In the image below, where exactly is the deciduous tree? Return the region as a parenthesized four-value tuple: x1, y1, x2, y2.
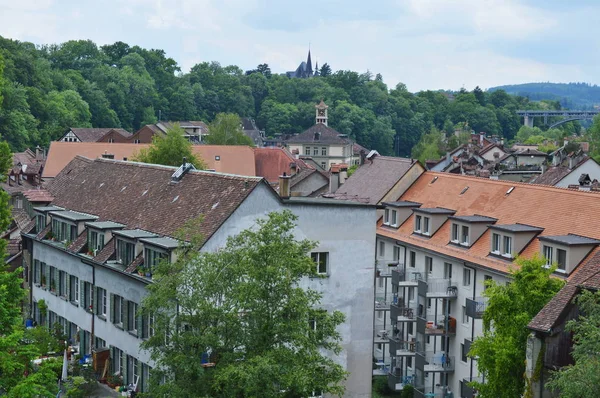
(205, 112, 254, 146)
(133, 124, 205, 168)
(141, 211, 347, 398)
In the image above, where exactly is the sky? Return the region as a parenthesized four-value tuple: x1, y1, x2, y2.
(1, 0, 599, 92)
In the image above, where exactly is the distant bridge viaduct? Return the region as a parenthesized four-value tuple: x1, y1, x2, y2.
(517, 110, 599, 129)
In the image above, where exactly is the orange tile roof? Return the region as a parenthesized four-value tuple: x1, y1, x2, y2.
(253, 147, 308, 183)
(378, 171, 600, 275)
(42, 142, 256, 178)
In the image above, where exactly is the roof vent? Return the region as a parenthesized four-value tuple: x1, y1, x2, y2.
(171, 157, 197, 182)
(430, 176, 438, 184)
(506, 186, 515, 195)
(460, 186, 469, 195)
(101, 151, 114, 159)
(314, 132, 321, 141)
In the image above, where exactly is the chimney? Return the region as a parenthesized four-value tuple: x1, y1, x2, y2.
(35, 145, 42, 160)
(279, 172, 291, 198)
(360, 150, 367, 165)
(480, 133, 484, 147)
(329, 168, 339, 193)
(290, 162, 298, 175)
(101, 151, 115, 159)
(339, 164, 348, 186)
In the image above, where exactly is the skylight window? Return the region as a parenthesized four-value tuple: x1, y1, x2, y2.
(430, 176, 438, 184)
(506, 186, 515, 195)
(460, 186, 469, 195)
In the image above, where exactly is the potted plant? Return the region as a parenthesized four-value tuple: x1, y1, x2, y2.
(38, 299, 47, 317)
(41, 274, 46, 287)
(145, 270, 152, 278)
(50, 279, 56, 292)
(46, 231, 55, 241)
(136, 267, 144, 276)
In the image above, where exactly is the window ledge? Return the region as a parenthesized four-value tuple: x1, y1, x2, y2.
(128, 330, 139, 338)
(114, 323, 124, 330)
(70, 301, 79, 307)
(96, 314, 107, 322)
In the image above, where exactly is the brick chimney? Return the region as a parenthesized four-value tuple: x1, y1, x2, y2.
(279, 172, 291, 198)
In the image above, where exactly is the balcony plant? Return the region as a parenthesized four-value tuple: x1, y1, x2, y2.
(50, 279, 56, 292)
(136, 267, 144, 276)
(41, 274, 47, 287)
(38, 299, 47, 317)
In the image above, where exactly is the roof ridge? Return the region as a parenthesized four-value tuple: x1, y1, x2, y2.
(425, 171, 600, 197)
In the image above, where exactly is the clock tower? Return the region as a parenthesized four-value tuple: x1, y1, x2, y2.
(315, 100, 328, 126)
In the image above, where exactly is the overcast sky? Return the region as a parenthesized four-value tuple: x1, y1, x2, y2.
(1, 0, 598, 92)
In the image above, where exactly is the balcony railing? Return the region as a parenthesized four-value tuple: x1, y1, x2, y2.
(390, 302, 420, 322)
(417, 314, 457, 335)
(420, 278, 458, 298)
(377, 262, 403, 277)
(416, 351, 455, 372)
(387, 371, 423, 392)
(461, 377, 484, 398)
(374, 328, 393, 342)
(465, 297, 487, 319)
(414, 387, 453, 398)
(389, 339, 419, 356)
(375, 293, 395, 310)
(392, 269, 424, 286)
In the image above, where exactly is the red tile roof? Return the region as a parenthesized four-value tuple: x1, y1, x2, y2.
(253, 147, 310, 183)
(23, 189, 54, 203)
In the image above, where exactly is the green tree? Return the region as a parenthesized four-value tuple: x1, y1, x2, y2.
(141, 211, 347, 397)
(469, 256, 564, 398)
(546, 290, 600, 397)
(410, 128, 445, 164)
(319, 63, 332, 77)
(205, 112, 254, 146)
(133, 124, 205, 168)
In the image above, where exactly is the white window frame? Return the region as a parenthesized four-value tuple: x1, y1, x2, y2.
(451, 223, 459, 242)
(312, 252, 329, 275)
(461, 225, 469, 246)
(384, 209, 390, 225)
(391, 210, 397, 227)
(543, 245, 553, 266)
(503, 235, 513, 257)
(393, 246, 400, 262)
(415, 215, 422, 232)
(114, 296, 123, 326)
(492, 233, 501, 254)
(556, 248, 567, 271)
(462, 306, 470, 325)
(463, 268, 471, 287)
(423, 217, 430, 235)
(379, 241, 385, 257)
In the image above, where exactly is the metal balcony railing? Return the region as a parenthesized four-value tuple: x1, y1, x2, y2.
(418, 278, 458, 298)
(461, 377, 484, 398)
(417, 314, 457, 335)
(377, 262, 403, 277)
(390, 302, 420, 322)
(387, 371, 423, 392)
(416, 351, 455, 372)
(465, 297, 487, 319)
(389, 339, 419, 356)
(414, 387, 454, 398)
(375, 293, 395, 310)
(392, 269, 424, 286)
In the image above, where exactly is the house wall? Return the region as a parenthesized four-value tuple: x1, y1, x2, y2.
(129, 126, 157, 144)
(97, 131, 129, 143)
(555, 159, 600, 187)
(481, 148, 506, 162)
(291, 173, 328, 196)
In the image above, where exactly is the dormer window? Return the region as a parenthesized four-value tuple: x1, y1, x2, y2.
(415, 215, 422, 232)
(503, 236, 513, 257)
(145, 247, 168, 270)
(423, 217, 430, 235)
(451, 224, 459, 242)
(88, 230, 105, 252)
(539, 234, 600, 274)
(51, 218, 77, 242)
(543, 245, 553, 266)
(116, 239, 135, 266)
(449, 215, 496, 248)
(491, 233, 501, 254)
(461, 226, 469, 245)
(384, 209, 398, 227)
(488, 223, 543, 259)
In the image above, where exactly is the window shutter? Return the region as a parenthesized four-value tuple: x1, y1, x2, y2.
(137, 313, 143, 338)
(93, 287, 98, 315)
(123, 301, 130, 331)
(65, 274, 71, 301)
(79, 329, 85, 355)
(45, 265, 50, 291)
(110, 346, 115, 374)
(80, 280, 86, 307)
(110, 294, 115, 323)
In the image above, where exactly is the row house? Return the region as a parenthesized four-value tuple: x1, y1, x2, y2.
(371, 172, 600, 398)
(22, 156, 377, 397)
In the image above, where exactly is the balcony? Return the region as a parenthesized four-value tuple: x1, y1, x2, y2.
(418, 278, 458, 299)
(417, 314, 457, 336)
(375, 293, 395, 310)
(414, 387, 453, 398)
(377, 262, 402, 277)
(389, 339, 419, 357)
(387, 371, 423, 392)
(374, 328, 392, 344)
(465, 297, 487, 319)
(461, 377, 484, 398)
(392, 269, 424, 287)
(390, 302, 420, 322)
(416, 351, 455, 372)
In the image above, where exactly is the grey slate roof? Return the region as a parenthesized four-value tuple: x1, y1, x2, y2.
(413, 207, 456, 215)
(489, 223, 544, 233)
(111, 229, 158, 240)
(49, 210, 98, 222)
(334, 156, 418, 205)
(285, 124, 352, 145)
(539, 234, 600, 246)
(382, 201, 422, 208)
(85, 221, 126, 230)
(449, 215, 498, 223)
(140, 236, 180, 249)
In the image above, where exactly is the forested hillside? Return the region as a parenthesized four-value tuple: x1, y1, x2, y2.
(489, 82, 600, 110)
(0, 36, 564, 156)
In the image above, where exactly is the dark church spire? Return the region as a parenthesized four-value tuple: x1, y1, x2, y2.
(306, 46, 313, 76)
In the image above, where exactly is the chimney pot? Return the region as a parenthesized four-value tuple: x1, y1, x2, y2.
(279, 173, 291, 198)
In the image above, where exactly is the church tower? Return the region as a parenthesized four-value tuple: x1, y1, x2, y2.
(315, 100, 328, 126)
(306, 49, 313, 77)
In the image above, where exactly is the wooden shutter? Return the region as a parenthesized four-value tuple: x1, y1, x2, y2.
(45, 264, 50, 290)
(110, 294, 115, 323)
(65, 274, 71, 301)
(93, 287, 98, 315)
(123, 300, 130, 331)
(79, 329, 85, 355)
(80, 280, 86, 307)
(137, 311, 143, 338)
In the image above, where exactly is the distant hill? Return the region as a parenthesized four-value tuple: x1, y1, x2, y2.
(488, 82, 600, 109)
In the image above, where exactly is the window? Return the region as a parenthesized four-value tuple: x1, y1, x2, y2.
(492, 233, 500, 253)
(97, 287, 107, 317)
(49, 266, 56, 292)
(33, 260, 40, 285)
(415, 215, 422, 232)
(407, 356, 413, 368)
(142, 313, 155, 339)
(461, 343, 468, 362)
(409, 251, 416, 268)
(52, 218, 76, 242)
(305, 147, 310, 155)
(320, 162, 326, 170)
(557, 249, 567, 271)
(379, 241, 385, 257)
(543, 245, 553, 265)
(321, 147, 327, 156)
(391, 210, 397, 226)
(423, 217, 430, 235)
(484, 275, 493, 290)
(427, 298, 432, 309)
(116, 239, 135, 266)
(451, 223, 459, 242)
(95, 337, 106, 348)
(36, 214, 45, 233)
(462, 306, 470, 324)
(81, 282, 93, 310)
(113, 295, 124, 326)
(313, 147, 319, 156)
(463, 268, 471, 287)
(128, 301, 138, 333)
(425, 256, 433, 273)
(108, 138, 115, 143)
(393, 246, 400, 262)
(88, 230, 105, 252)
(69, 275, 79, 303)
(145, 247, 168, 271)
(40, 262, 47, 287)
(503, 236, 512, 256)
(59, 271, 67, 297)
(384, 209, 390, 225)
(134, 139, 141, 144)
(114, 347, 123, 374)
(444, 263, 452, 279)
(461, 225, 469, 245)
(311, 252, 329, 275)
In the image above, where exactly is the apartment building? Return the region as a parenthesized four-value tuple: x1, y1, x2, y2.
(371, 172, 600, 398)
(22, 156, 376, 397)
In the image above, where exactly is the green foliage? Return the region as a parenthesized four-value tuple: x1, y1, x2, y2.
(410, 128, 444, 164)
(141, 210, 347, 397)
(546, 290, 600, 397)
(205, 112, 254, 146)
(133, 123, 206, 168)
(347, 164, 359, 177)
(65, 376, 96, 398)
(469, 256, 564, 398)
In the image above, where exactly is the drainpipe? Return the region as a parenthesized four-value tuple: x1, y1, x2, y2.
(91, 263, 95, 355)
(469, 263, 476, 381)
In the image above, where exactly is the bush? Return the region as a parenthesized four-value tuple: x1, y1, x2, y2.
(66, 376, 95, 398)
(401, 384, 414, 398)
